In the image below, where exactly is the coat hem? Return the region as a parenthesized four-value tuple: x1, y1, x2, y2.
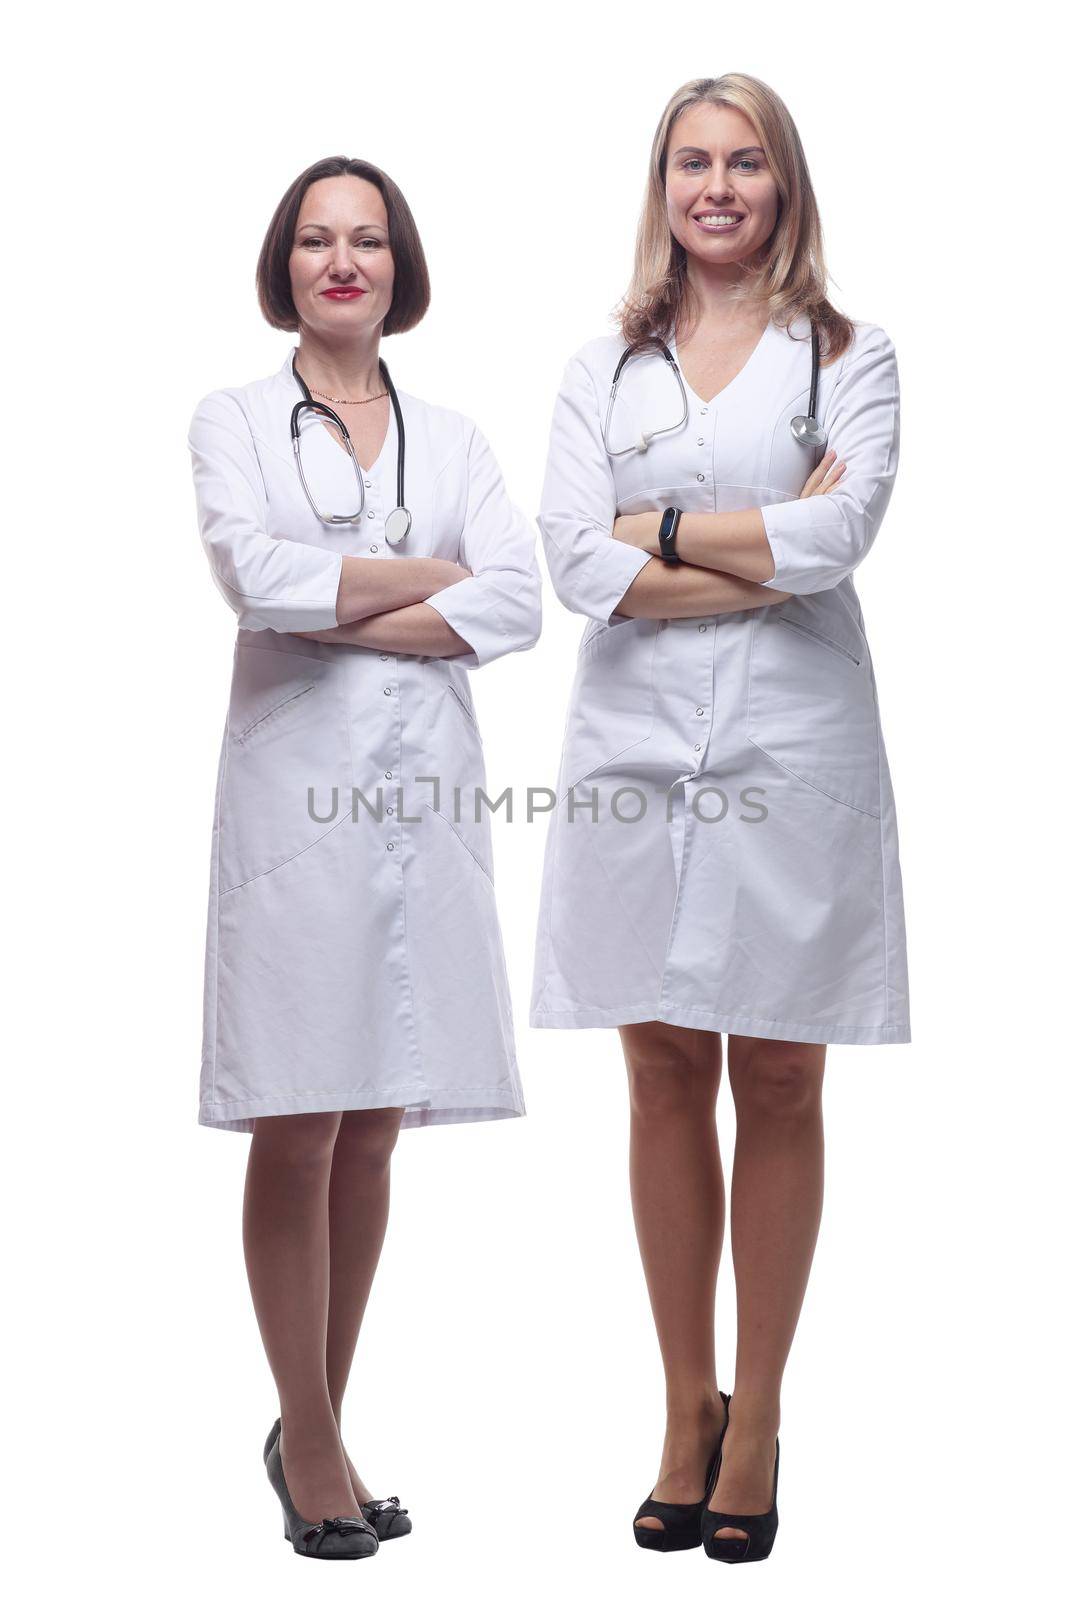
(529, 1001, 910, 1046)
(199, 1082, 526, 1134)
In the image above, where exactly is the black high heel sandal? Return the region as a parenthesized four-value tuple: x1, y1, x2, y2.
(632, 1392, 731, 1553)
(701, 1433, 780, 1563)
(263, 1425, 378, 1560)
(264, 1417, 411, 1542)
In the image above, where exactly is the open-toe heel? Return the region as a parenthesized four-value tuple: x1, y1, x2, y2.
(264, 1429, 379, 1560)
(701, 1434, 780, 1563)
(632, 1391, 731, 1552)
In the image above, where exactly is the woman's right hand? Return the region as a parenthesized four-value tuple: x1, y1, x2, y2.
(799, 448, 846, 498)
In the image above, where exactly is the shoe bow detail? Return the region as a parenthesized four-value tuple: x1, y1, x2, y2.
(364, 1495, 407, 1516)
(301, 1515, 376, 1549)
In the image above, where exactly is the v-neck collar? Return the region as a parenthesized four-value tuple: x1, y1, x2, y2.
(281, 346, 395, 477)
(667, 316, 778, 409)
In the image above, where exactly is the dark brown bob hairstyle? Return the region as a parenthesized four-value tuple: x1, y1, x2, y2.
(256, 156, 430, 336)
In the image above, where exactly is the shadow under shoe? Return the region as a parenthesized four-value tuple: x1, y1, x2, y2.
(264, 1431, 378, 1560)
(264, 1417, 411, 1542)
(701, 1434, 780, 1563)
(633, 1391, 732, 1553)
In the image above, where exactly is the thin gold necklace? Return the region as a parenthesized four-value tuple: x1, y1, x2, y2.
(309, 384, 388, 406)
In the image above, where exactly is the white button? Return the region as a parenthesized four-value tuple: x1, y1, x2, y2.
(380, 653, 389, 660)
(696, 708, 704, 716)
(385, 770, 393, 779)
(387, 806, 394, 815)
(694, 744, 701, 751)
(698, 623, 707, 632)
(387, 842, 395, 851)
(697, 473, 705, 482)
(370, 544, 378, 552)
(700, 406, 708, 415)
(384, 687, 392, 696)
(368, 510, 375, 518)
(697, 437, 705, 446)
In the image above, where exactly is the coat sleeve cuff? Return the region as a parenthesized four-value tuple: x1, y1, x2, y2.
(422, 578, 497, 668)
(756, 499, 852, 596)
(575, 538, 654, 625)
(217, 547, 344, 632)
(757, 502, 788, 588)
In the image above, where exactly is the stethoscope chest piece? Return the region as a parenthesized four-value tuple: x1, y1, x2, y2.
(384, 506, 413, 546)
(790, 413, 827, 448)
(789, 325, 826, 448)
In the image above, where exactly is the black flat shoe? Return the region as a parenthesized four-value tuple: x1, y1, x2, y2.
(632, 1391, 731, 1552)
(264, 1428, 378, 1560)
(701, 1433, 780, 1563)
(264, 1417, 411, 1541)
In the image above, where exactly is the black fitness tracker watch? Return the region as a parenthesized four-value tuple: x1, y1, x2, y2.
(658, 506, 682, 565)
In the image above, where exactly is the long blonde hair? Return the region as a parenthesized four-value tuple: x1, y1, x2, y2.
(617, 74, 854, 363)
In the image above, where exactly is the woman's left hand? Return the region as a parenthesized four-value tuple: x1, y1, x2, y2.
(612, 512, 660, 552)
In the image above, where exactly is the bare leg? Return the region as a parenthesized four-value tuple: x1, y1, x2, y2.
(323, 1107, 405, 1503)
(706, 1035, 826, 1542)
(243, 1111, 359, 1521)
(620, 1021, 729, 1532)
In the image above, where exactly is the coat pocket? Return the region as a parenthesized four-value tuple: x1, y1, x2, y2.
(746, 611, 881, 817)
(559, 618, 659, 794)
(422, 678, 494, 880)
(420, 798, 496, 886)
(774, 614, 862, 666)
(447, 680, 479, 729)
(218, 644, 351, 892)
(233, 682, 318, 745)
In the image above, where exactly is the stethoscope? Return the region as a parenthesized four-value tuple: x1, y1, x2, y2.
(289, 353, 413, 546)
(603, 325, 826, 455)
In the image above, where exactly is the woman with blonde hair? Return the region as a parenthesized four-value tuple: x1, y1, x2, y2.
(531, 75, 909, 1561)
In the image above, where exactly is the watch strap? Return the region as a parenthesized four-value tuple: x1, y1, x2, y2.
(658, 506, 682, 565)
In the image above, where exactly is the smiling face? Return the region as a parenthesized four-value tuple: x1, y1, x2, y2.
(664, 102, 780, 269)
(288, 175, 395, 339)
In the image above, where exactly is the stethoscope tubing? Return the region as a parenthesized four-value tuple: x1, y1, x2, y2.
(603, 323, 825, 456)
(604, 338, 687, 456)
(290, 354, 410, 537)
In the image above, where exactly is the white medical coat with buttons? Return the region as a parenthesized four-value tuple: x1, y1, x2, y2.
(188, 347, 541, 1131)
(530, 316, 910, 1045)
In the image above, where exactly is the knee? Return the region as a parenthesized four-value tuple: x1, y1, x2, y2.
(250, 1111, 340, 1178)
(730, 1041, 824, 1122)
(331, 1108, 403, 1173)
(624, 1032, 717, 1120)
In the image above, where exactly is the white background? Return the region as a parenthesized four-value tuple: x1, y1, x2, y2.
(7, 3, 1062, 1594)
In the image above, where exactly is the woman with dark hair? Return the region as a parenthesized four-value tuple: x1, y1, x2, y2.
(530, 77, 910, 1562)
(188, 156, 540, 1561)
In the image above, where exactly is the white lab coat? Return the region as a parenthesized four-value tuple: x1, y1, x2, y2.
(530, 315, 910, 1044)
(188, 347, 541, 1131)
